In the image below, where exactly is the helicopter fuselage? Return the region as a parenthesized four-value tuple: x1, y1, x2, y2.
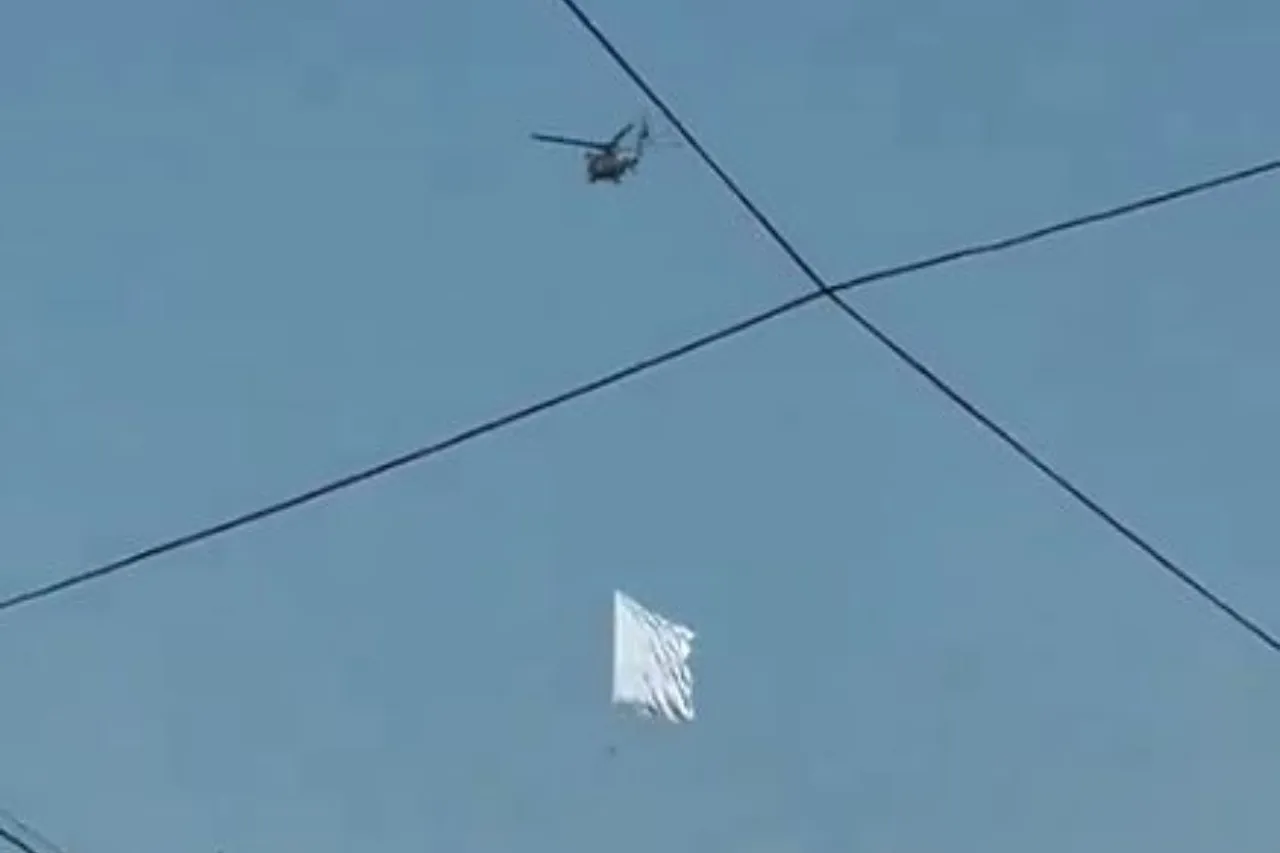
(586, 150, 636, 183)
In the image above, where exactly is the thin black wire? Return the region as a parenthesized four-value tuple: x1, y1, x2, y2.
(0, 809, 69, 853)
(0, 829, 38, 853)
(0, 824, 44, 853)
(555, 0, 1280, 653)
(2, 136, 1278, 624)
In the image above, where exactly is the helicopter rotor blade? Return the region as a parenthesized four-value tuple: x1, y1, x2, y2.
(606, 122, 635, 150)
(531, 132, 610, 151)
(634, 117, 650, 154)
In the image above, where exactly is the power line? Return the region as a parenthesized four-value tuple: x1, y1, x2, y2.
(0, 809, 68, 853)
(0, 808, 67, 853)
(1, 129, 1277, 623)
(555, 0, 1280, 654)
(0, 828, 38, 853)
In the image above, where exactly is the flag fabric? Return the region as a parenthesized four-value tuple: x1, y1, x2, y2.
(611, 590, 695, 722)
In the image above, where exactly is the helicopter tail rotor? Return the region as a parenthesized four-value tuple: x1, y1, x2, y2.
(637, 111, 682, 151)
(635, 117, 651, 157)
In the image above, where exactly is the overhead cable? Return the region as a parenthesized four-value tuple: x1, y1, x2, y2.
(2, 142, 1277, 622)
(0, 809, 68, 853)
(0, 829, 38, 853)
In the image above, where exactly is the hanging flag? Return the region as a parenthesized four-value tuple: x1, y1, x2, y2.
(611, 590, 695, 723)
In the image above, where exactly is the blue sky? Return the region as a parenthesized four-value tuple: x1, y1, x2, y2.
(2, 0, 1280, 850)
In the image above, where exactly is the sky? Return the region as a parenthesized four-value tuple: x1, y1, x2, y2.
(1, 0, 1279, 850)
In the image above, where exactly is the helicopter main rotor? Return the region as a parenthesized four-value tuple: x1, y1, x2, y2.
(530, 120, 636, 154)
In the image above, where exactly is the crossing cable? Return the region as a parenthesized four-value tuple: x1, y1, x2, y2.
(1, 153, 1278, 622)
(0, 807, 72, 853)
(555, 0, 1280, 654)
(0, 829, 38, 853)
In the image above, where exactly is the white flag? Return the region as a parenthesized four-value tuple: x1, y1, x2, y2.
(611, 590, 695, 723)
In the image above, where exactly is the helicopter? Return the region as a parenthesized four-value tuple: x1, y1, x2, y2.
(531, 118, 651, 184)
